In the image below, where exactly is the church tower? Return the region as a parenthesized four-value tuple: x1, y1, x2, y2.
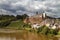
(42, 11, 46, 19)
(43, 12, 46, 18)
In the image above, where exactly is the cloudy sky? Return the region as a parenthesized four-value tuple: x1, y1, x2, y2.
(0, 0, 60, 17)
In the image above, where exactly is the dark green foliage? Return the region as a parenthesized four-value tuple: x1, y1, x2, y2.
(16, 14, 29, 20)
(16, 15, 22, 20)
(37, 25, 58, 36)
(48, 29, 58, 35)
(0, 14, 29, 27)
(37, 25, 46, 33)
(0, 14, 29, 21)
(0, 20, 11, 27)
(22, 14, 29, 20)
(37, 25, 49, 35)
(23, 24, 31, 28)
(0, 15, 16, 21)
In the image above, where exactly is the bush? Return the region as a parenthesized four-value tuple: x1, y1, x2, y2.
(23, 24, 31, 28)
(0, 20, 11, 27)
(58, 30, 60, 35)
(37, 25, 48, 33)
(37, 25, 58, 35)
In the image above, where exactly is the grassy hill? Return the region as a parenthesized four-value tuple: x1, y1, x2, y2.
(6, 20, 25, 29)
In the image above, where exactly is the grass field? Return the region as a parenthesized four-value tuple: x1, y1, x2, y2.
(6, 20, 25, 29)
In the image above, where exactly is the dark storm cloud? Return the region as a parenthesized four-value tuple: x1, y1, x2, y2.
(0, 0, 60, 17)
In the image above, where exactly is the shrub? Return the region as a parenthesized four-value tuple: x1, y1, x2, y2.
(37, 25, 58, 35)
(0, 20, 11, 27)
(37, 25, 48, 34)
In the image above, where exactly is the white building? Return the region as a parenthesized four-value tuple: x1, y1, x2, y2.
(43, 12, 46, 18)
(31, 23, 41, 29)
(51, 25, 56, 29)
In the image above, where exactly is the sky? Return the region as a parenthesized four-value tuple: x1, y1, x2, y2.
(0, 0, 60, 18)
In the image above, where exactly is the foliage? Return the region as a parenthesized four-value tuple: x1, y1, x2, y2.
(37, 25, 49, 34)
(16, 15, 22, 20)
(0, 14, 29, 28)
(0, 14, 59, 36)
(23, 24, 31, 28)
(57, 30, 60, 35)
(0, 14, 29, 21)
(22, 14, 29, 20)
(37, 25, 58, 36)
(0, 20, 11, 27)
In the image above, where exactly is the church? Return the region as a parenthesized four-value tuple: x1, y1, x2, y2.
(23, 12, 47, 24)
(23, 12, 60, 29)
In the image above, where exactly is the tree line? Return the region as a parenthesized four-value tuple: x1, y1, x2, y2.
(0, 14, 28, 27)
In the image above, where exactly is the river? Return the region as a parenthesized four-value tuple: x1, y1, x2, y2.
(0, 29, 59, 40)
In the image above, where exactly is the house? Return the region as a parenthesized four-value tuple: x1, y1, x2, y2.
(31, 23, 41, 29)
(23, 12, 60, 29)
(23, 12, 46, 24)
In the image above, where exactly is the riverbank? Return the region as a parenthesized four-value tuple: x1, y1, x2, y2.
(0, 29, 58, 40)
(0, 28, 25, 33)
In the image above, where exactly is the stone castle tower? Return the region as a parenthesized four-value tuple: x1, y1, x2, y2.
(42, 12, 46, 19)
(36, 11, 46, 19)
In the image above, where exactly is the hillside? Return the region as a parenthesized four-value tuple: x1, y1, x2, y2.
(5, 20, 25, 29)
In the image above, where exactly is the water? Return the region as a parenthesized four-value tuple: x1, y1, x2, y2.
(0, 30, 59, 40)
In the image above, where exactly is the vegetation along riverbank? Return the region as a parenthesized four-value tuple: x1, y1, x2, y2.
(0, 13, 60, 39)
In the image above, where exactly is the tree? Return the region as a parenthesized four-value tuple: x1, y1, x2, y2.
(22, 14, 29, 20)
(16, 15, 22, 20)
